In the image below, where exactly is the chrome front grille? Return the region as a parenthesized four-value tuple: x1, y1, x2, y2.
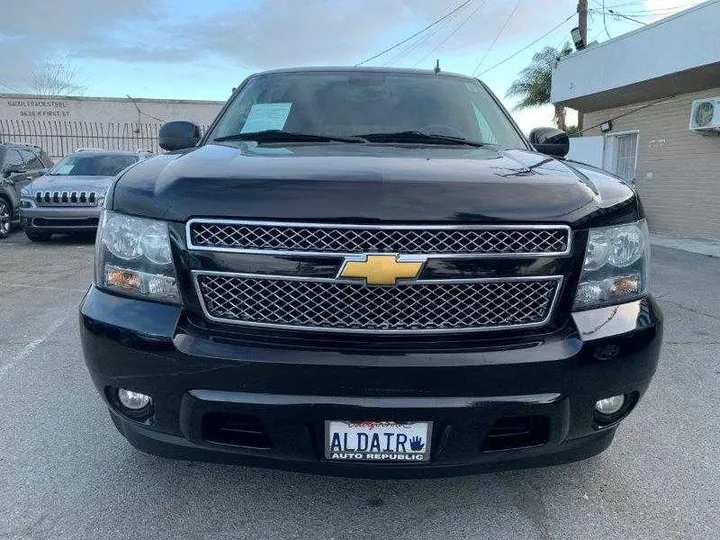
(194, 273, 561, 333)
(35, 191, 98, 207)
(187, 220, 571, 256)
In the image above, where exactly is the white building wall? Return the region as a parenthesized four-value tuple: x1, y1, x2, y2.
(567, 136, 604, 168)
(551, 0, 720, 105)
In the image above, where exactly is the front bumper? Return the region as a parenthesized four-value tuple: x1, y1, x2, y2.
(20, 206, 101, 234)
(80, 286, 662, 478)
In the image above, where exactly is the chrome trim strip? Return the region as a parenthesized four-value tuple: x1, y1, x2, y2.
(185, 219, 573, 259)
(191, 270, 564, 334)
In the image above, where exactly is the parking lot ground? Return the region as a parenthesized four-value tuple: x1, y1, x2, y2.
(0, 229, 718, 540)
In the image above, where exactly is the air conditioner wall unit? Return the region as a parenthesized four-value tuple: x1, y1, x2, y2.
(689, 98, 720, 133)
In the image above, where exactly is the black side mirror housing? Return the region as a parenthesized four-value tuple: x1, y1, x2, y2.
(529, 127, 570, 158)
(3, 165, 25, 178)
(159, 121, 201, 151)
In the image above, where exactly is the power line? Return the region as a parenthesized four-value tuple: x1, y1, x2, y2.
(475, 13, 576, 77)
(602, 0, 612, 39)
(472, 0, 522, 75)
(0, 79, 23, 93)
(605, 1, 699, 13)
(589, 29, 605, 43)
(579, 95, 676, 134)
(388, 4, 466, 66)
(601, 0, 639, 7)
(590, 2, 699, 24)
(126, 94, 165, 123)
(367, 1, 472, 67)
(607, 9, 648, 25)
(412, 0, 489, 68)
(355, 0, 473, 66)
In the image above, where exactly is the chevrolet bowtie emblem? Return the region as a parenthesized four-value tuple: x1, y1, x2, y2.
(339, 254, 424, 286)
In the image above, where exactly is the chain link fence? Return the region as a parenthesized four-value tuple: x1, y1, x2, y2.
(0, 119, 197, 160)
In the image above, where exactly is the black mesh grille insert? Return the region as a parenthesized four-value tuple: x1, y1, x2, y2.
(196, 274, 559, 332)
(189, 222, 570, 255)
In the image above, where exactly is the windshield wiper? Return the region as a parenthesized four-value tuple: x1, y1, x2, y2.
(353, 130, 485, 147)
(213, 130, 366, 144)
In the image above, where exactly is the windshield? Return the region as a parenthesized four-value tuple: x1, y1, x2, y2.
(209, 71, 527, 148)
(49, 154, 137, 177)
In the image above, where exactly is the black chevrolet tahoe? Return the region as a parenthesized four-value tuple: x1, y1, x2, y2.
(79, 67, 662, 478)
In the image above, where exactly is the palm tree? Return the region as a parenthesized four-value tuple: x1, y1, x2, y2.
(506, 44, 572, 131)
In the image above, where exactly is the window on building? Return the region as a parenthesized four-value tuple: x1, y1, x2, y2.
(613, 132, 638, 182)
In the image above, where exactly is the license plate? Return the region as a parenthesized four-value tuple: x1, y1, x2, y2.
(325, 421, 432, 462)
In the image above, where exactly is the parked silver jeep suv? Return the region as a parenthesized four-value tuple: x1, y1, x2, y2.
(20, 149, 144, 241)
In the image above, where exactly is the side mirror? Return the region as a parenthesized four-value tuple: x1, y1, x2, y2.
(3, 165, 25, 178)
(529, 127, 569, 158)
(159, 121, 201, 151)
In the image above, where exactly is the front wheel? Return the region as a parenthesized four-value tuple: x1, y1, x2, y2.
(25, 230, 52, 242)
(0, 198, 11, 239)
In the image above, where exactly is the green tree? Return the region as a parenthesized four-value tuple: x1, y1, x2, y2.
(506, 44, 572, 131)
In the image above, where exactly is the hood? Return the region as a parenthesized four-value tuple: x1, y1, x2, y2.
(111, 143, 640, 227)
(29, 175, 116, 195)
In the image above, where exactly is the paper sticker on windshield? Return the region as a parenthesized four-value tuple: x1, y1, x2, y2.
(241, 103, 292, 133)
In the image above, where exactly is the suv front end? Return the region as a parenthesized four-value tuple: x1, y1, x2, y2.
(79, 68, 662, 477)
(20, 188, 105, 238)
(20, 150, 142, 241)
(81, 210, 661, 477)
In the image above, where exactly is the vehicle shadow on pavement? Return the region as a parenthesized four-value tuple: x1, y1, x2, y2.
(1, 230, 96, 245)
(108, 448, 619, 538)
(44, 233, 97, 245)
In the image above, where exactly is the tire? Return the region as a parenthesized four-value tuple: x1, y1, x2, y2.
(0, 197, 11, 239)
(25, 230, 52, 242)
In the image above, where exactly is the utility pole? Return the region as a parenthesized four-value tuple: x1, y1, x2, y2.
(578, 0, 588, 45)
(576, 0, 588, 131)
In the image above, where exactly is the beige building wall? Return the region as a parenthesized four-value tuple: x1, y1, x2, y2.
(0, 93, 223, 126)
(584, 87, 720, 239)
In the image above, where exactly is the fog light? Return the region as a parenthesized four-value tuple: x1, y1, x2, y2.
(117, 389, 152, 410)
(595, 395, 625, 415)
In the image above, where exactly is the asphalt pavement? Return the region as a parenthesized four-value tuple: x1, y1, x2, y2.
(0, 229, 718, 540)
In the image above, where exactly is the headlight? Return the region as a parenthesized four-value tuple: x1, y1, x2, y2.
(95, 210, 180, 303)
(20, 198, 36, 208)
(573, 219, 649, 310)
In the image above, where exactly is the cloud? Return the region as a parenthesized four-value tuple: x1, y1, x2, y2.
(168, 0, 575, 68)
(0, 0, 577, 93)
(10, 1, 575, 65)
(0, 0, 160, 89)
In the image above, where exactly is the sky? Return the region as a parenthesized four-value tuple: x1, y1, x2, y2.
(0, 0, 708, 133)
